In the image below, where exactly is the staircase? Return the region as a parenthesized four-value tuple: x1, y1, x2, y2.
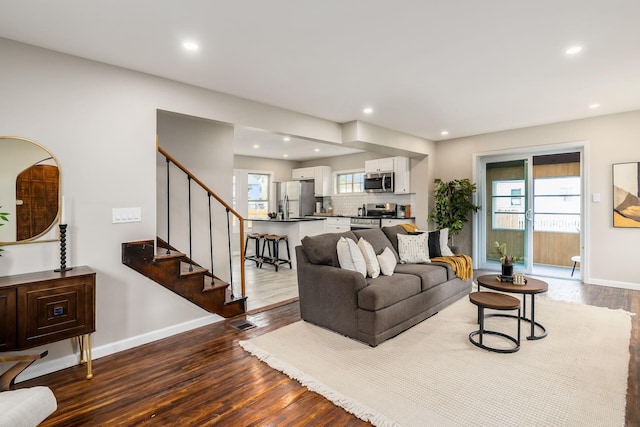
(122, 239, 246, 318)
(121, 143, 248, 318)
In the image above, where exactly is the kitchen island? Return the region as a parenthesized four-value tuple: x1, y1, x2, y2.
(246, 217, 326, 270)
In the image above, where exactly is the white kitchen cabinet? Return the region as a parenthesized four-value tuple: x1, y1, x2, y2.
(393, 156, 411, 194)
(381, 218, 415, 227)
(365, 157, 395, 173)
(326, 216, 351, 233)
(292, 167, 315, 180)
(314, 166, 332, 197)
(292, 166, 332, 196)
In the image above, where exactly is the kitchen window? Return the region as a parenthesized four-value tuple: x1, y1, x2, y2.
(337, 171, 365, 194)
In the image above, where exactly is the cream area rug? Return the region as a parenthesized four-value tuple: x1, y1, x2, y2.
(240, 297, 633, 427)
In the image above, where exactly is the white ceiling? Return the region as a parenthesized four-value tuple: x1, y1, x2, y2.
(234, 127, 362, 161)
(1, 0, 639, 157)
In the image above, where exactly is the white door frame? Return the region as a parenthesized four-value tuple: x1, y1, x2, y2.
(472, 141, 590, 280)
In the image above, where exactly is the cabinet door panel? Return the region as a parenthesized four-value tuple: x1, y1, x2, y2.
(17, 276, 95, 348)
(0, 288, 17, 350)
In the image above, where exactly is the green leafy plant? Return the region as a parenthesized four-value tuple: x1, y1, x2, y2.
(0, 206, 9, 256)
(428, 178, 480, 244)
(494, 241, 523, 265)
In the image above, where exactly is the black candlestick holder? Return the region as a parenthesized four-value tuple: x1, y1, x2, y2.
(54, 224, 73, 272)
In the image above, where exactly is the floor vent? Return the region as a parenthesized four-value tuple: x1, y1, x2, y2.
(228, 319, 256, 331)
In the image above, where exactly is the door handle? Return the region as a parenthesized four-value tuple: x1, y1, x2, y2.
(525, 209, 533, 221)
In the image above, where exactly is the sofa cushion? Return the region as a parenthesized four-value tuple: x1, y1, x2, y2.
(357, 238, 380, 278)
(428, 230, 442, 258)
(377, 247, 396, 276)
(397, 233, 430, 263)
(357, 273, 421, 311)
(337, 237, 367, 277)
(394, 263, 449, 291)
(381, 225, 408, 255)
(353, 228, 400, 262)
(438, 228, 455, 256)
(302, 231, 357, 267)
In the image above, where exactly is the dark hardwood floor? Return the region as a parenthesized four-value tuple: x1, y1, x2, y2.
(19, 276, 640, 426)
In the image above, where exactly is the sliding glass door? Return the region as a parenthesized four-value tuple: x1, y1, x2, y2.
(480, 158, 532, 273)
(477, 151, 583, 278)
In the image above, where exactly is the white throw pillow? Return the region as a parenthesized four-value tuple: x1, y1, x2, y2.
(358, 238, 380, 278)
(377, 247, 396, 276)
(337, 237, 366, 277)
(439, 228, 455, 256)
(397, 233, 430, 264)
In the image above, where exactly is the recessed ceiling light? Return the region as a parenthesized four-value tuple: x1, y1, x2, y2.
(283, 137, 290, 142)
(314, 148, 320, 152)
(283, 154, 289, 158)
(253, 144, 260, 148)
(363, 107, 373, 114)
(441, 130, 449, 136)
(565, 46, 582, 55)
(589, 103, 600, 109)
(183, 42, 199, 51)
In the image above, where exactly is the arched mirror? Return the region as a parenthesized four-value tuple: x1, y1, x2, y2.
(0, 136, 60, 245)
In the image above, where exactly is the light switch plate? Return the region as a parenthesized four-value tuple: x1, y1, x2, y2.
(112, 207, 142, 223)
(592, 193, 601, 203)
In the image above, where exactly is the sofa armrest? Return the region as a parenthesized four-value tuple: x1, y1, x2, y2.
(296, 246, 367, 338)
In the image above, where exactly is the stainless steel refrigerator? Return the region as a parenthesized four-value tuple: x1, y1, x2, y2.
(276, 180, 315, 218)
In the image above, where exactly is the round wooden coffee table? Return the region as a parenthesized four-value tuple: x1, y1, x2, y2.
(468, 291, 521, 353)
(476, 274, 548, 340)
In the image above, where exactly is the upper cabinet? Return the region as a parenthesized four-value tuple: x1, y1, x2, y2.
(393, 156, 411, 194)
(365, 156, 411, 194)
(364, 157, 395, 173)
(292, 166, 332, 197)
(292, 167, 315, 180)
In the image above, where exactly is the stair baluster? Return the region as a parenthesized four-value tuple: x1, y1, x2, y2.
(165, 157, 171, 255)
(226, 208, 234, 298)
(187, 176, 193, 272)
(208, 194, 215, 285)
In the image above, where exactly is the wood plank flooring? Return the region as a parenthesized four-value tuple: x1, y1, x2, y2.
(19, 274, 640, 426)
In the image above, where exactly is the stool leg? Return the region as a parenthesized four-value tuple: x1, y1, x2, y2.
(285, 238, 292, 269)
(571, 261, 576, 277)
(274, 239, 280, 272)
(243, 236, 250, 257)
(260, 239, 268, 269)
(255, 237, 262, 267)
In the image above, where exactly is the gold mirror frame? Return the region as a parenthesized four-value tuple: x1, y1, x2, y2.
(0, 136, 61, 245)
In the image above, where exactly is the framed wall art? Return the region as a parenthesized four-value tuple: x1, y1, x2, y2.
(612, 162, 640, 227)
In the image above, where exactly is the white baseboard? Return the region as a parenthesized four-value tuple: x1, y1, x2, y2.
(588, 277, 640, 291)
(16, 314, 223, 383)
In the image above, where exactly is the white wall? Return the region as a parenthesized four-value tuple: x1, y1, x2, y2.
(156, 112, 235, 282)
(0, 37, 352, 379)
(435, 110, 640, 289)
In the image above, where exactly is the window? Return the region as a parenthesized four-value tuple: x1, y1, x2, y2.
(337, 171, 365, 194)
(533, 177, 580, 232)
(248, 173, 270, 219)
(492, 180, 526, 230)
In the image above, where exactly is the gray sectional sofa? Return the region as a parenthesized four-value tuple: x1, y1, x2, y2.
(295, 226, 472, 346)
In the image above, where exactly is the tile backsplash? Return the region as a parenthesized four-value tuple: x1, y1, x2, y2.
(320, 193, 414, 216)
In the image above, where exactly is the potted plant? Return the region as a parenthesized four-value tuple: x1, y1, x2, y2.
(0, 207, 8, 256)
(428, 178, 480, 246)
(494, 241, 522, 277)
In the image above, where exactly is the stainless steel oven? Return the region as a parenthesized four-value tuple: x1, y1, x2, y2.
(350, 217, 381, 230)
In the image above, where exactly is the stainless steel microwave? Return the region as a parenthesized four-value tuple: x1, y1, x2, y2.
(364, 172, 394, 193)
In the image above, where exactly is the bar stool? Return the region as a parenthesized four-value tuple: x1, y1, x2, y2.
(468, 291, 521, 353)
(244, 233, 265, 267)
(571, 255, 581, 277)
(261, 234, 292, 272)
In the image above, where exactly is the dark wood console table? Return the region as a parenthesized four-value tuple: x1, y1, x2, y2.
(0, 266, 96, 379)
